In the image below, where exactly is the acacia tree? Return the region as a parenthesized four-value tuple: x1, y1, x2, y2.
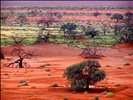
(63, 60, 106, 92)
(36, 17, 58, 28)
(60, 22, 77, 39)
(4, 46, 37, 68)
(111, 13, 124, 22)
(124, 12, 133, 18)
(92, 12, 101, 18)
(14, 14, 29, 26)
(34, 28, 51, 44)
(85, 25, 98, 38)
(105, 12, 112, 18)
(100, 21, 110, 35)
(112, 23, 124, 35)
(11, 34, 27, 45)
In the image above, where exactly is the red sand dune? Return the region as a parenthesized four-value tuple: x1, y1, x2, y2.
(1, 43, 133, 100)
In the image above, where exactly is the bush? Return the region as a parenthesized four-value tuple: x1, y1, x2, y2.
(45, 68, 50, 71)
(124, 62, 130, 66)
(94, 96, 99, 100)
(85, 30, 98, 38)
(47, 73, 51, 76)
(62, 97, 69, 100)
(115, 84, 121, 86)
(31, 85, 36, 89)
(116, 67, 122, 69)
(38, 64, 45, 68)
(19, 79, 26, 83)
(105, 64, 111, 67)
(106, 92, 114, 97)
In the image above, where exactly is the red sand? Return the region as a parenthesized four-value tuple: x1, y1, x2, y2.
(1, 43, 133, 100)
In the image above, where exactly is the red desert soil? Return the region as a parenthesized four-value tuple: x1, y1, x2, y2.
(1, 43, 133, 100)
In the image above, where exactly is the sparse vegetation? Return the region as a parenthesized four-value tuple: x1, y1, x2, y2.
(1, 3, 132, 100)
(38, 64, 45, 68)
(31, 85, 36, 89)
(115, 84, 121, 86)
(124, 62, 130, 66)
(94, 96, 99, 100)
(62, 97, 69, 100)
(116, 67, 122, 69)
(105, 64, 111, 67)
(45, 68, 50, 71)
(106, 92, 114, 97)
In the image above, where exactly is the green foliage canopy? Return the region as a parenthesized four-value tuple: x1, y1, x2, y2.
(63, 60, 106, 91)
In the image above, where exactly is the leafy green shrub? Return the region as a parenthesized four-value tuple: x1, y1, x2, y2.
(94, 96, 99, 100)
(106, 92, 114, 97)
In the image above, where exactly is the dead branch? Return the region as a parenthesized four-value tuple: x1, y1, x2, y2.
(79, 47, 104, 58)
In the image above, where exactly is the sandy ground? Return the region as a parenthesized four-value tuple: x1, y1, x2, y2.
(1, 43, 133, 100)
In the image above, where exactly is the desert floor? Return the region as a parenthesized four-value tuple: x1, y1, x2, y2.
(1, 43, 133, 100)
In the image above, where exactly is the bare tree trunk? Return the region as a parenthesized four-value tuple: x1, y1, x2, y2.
(85, 81, 89, 91)
(19, 59, 23, 68)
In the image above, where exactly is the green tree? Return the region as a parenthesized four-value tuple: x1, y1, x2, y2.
(111, 13, 124, 22)
(63, 60, 106, 92)
(60, 22, 77, 39)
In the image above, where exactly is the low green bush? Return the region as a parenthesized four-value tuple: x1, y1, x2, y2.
(106, 92, 114, 97)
